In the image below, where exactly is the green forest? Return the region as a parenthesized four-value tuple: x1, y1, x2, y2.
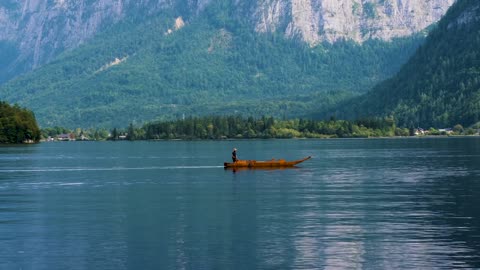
(42, 116, 413, 141)
(140, 116, 404, 139)
(0, 2, 424, 128)
(0, 101, 41, 144)
(327, 0, 480, 128)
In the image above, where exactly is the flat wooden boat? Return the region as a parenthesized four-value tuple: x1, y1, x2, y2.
(224, 156, 311, 168)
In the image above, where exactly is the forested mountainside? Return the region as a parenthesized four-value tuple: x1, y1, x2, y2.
(327, 0, 480, 128)
(0, 12, 423, 128)
(0, 1, 455, 128)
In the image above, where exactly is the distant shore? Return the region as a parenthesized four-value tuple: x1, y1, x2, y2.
(39, 116, 480, 142)
(38, 134, 480, 143)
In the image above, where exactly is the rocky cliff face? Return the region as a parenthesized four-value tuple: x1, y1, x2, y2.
(255, 0, 456, 45)
(0, 0, 173, 71)
(0, 0, 454, 81)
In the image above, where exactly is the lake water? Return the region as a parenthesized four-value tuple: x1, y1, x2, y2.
(1, 138, 480, 269)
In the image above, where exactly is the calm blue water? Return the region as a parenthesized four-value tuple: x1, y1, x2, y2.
(1, 138, 480, 269)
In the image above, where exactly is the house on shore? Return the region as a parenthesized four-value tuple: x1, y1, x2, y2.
(438, 128, 453, 135)
(414, 128, 426, 136)
(57, 133, 76, 141)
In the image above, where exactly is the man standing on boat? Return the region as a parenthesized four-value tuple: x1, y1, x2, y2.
(232, 148, 238, 162)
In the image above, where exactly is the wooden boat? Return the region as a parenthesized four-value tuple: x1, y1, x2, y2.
(224, 156, 311, 168)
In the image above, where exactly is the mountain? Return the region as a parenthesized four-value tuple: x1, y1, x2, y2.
(327, 0, 480, 128)
(0, 0, 454, 128)
(0, 0, 454, 83)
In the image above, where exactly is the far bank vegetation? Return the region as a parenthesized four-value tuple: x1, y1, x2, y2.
(40, 116, 480, 141)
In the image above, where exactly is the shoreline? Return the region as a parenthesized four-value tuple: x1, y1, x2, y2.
(37, 134, 480, 143)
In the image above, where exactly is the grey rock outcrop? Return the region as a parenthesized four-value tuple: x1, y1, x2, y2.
(255, 0, 456, 45)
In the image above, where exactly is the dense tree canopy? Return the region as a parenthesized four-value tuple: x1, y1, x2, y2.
(141, 116, 401, 139)
(0, 101, 41, 143)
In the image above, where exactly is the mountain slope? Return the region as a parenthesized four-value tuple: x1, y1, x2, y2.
(328, 0, 480, 128)
(0, 8, 425, 128)
(0, 0, 454, 84)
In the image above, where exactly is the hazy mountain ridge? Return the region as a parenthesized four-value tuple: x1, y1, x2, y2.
(0, 0, 454, 83)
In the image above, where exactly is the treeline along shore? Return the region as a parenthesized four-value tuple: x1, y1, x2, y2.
(1, 102, 475, 144)
(41, 116, 479, 142)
